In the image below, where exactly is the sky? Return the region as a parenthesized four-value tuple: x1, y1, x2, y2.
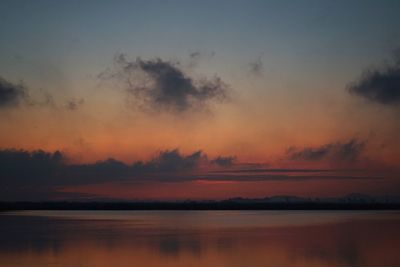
(0, 0, 400, 201)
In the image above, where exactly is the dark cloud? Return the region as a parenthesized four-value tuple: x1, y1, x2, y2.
(211, 156, 236, 167)
(0, 149, 63, 186)
(347, 51, 400, 106)
(0, 147, 374, 186)
(104, 54, 229, 112)
(147, 149, 206, 171)
(0, 76, 27, 107)
(286, 139, 366, 162)
(0, 75, 75, 110)
(0, 149, 211, 187)
(1, 147, 380, 200)
(65, 98, 84, 111)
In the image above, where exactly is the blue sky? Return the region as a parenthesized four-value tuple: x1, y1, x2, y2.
(1, 0, 400, 89)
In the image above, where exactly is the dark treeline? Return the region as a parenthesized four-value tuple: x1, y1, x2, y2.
(1, 201, 400, 211)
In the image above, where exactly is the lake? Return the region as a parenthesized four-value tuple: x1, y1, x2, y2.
(0, 211, 399, 267)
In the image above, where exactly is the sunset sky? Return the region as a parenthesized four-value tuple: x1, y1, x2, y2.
(1, 0, 400, 200)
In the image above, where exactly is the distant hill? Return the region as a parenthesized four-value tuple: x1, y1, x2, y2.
(227, 194, 400, 204)
(1, 194, 400, 210)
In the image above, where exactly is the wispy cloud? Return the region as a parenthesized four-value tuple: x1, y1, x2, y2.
(65, 98, 85, 111)
(248, 55, 264, 76)
(286, 139, 366, 163)
(0, 75, 83, 111)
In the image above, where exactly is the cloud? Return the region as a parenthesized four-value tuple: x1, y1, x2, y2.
(189, 51, 201, 60)
(0, 75, 75, 110)
(65, 98, 85, 111)
(286, 139, 366, 162)
(347, 51, 400, 106)
(0, 76, 27, 107)
(188, 50, 215, 61)
(0, 148, 217, 188)
(211, 156, 236, 167)
(103, 54, 229, 113)
(147, 149, 206, 171)
(0, 149, 64, 186)
(1, 146, 381, 201)
(0, 146, 377, 195)
(248, 56, 264, 76)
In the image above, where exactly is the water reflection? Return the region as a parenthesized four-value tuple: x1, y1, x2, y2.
(0, 211, 399, 267)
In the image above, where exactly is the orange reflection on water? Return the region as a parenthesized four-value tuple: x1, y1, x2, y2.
(0, 211, 399, 267)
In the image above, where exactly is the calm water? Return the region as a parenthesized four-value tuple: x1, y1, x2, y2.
(0, 211, 399, 267)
